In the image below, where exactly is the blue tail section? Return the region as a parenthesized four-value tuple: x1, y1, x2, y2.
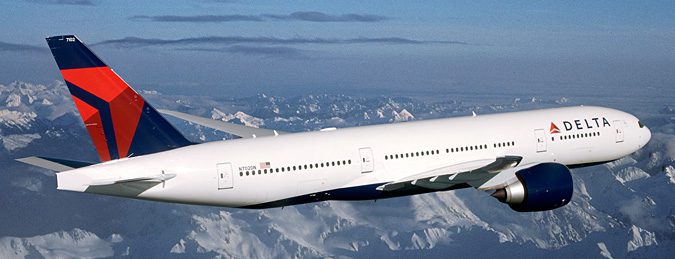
(46, 35, 193, 161)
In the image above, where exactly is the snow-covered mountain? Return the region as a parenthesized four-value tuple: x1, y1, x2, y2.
(1, 81, 673, 258)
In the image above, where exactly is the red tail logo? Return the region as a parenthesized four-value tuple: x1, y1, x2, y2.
(47, 35, 191, 162)
(550, 122, 561, 134)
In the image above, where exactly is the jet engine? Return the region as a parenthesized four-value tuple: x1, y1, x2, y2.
(491, 163, 573, 212)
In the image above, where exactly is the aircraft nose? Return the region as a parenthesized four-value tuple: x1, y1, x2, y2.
(640, 124, 651, 148)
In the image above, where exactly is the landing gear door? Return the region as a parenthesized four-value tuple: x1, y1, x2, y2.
(613, 120, 624, 143)
(217, 162, 233, 189)
(359, 147, 374, 173)
(534, 129, 547, 152)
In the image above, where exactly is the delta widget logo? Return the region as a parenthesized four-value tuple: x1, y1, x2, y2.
(550, 122, 561, 134)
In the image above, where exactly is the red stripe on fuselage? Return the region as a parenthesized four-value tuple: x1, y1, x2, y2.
(72, 96, 112, 161)
(60, 67, 129, 102)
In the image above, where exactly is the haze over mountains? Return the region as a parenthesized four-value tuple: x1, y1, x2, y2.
(0, 81, 673, 258)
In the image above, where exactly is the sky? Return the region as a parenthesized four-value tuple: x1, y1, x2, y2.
(1, 0, 674, 97)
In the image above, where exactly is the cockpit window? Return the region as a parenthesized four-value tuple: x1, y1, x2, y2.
(638, 121, 645, 128)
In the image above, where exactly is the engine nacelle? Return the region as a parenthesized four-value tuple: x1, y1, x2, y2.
(491, 163, 573, 212)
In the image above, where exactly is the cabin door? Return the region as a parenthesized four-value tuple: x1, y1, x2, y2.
(359, 147, 374, 173)
(534, 129, 547, 152)
(217, 162, 234, 189)
(613, 120, 625, 143)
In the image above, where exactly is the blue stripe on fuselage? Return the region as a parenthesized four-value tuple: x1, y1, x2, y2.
(241, 182, 471, 209)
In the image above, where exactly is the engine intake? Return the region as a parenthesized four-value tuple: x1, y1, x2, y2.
(491, 163, 573, 212)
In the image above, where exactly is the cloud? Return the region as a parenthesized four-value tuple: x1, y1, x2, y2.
(129, 11, 389, 23)
(177, 45, 307, 59)
(10, 177, 43, 192)
(0, 41, 47, 53)
(94, 36, 467, 48)
(130, 15, 263, 23)
(204, 0, 237, 3)
(264, 11, 390, 22)
(618, 197, 663, 231)
(26, 0, 95, 6)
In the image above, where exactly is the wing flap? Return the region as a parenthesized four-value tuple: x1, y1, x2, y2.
(377, 156, 522, 192)
(158, 109, 284, 139)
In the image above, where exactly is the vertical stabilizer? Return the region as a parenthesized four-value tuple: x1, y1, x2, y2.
(46, 35, 192, 161)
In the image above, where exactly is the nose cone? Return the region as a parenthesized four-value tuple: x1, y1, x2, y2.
(641, 126, 651, 148)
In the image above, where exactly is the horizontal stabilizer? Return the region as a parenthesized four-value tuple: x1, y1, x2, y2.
(158, 109, 285, 139)
(88, 172, 176, 186)
(16, 156, 94, 172)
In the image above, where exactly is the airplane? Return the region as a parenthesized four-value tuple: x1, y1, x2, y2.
(17, 35, 651, 212)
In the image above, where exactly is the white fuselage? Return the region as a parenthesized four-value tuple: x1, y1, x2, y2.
(56, 106, 651, 208)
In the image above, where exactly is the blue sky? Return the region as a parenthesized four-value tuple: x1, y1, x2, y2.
(1, 0, 674, 96)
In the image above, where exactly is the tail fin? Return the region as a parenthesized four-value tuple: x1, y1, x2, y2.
(46, 35, 192, 161)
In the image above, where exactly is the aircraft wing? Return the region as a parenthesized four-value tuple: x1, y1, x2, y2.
(16, 156, 94, 172)
(158, 109, 286, 139)
(377, 155, 522, 192)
